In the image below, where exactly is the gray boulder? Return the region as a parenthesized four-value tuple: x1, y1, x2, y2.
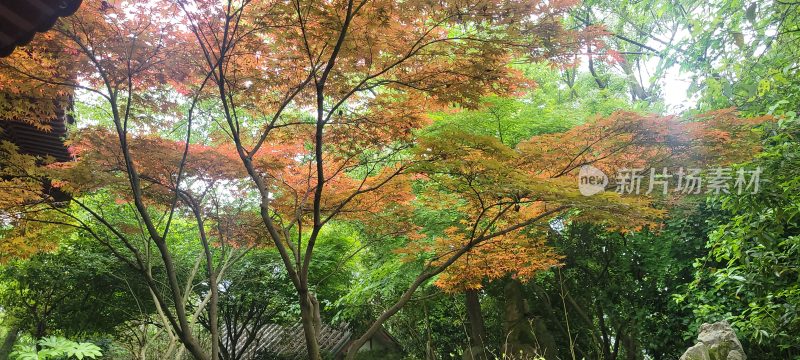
(680, 343, 711, 360)
(680, 321, 746, 360)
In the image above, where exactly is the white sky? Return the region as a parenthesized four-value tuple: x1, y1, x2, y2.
(654, 62, 696, 114)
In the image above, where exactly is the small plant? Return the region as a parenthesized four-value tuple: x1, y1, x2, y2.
(10, 336, 102, 360)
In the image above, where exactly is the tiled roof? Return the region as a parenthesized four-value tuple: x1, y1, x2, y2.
(223, 322, 352, 360)
(0, 0, 83, 57)
(0, 0, 79, 165)
(0, 114, 72, 163)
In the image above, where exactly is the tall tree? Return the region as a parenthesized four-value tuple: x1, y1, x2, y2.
(166, 0, 587, 358)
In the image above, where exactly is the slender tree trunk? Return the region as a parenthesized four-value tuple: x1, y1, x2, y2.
(619, 59, 649, 101)
(597, 304, 612, 360)
(503, 279, 559, 360)
(153, 239, 209, 360)
(299, 288, 322, 360)
(561, 290, 603, 356)
(0, 326, 19, 360)
(424, 302, 434, 360)
(622, 331, 641, 360)
(465, 289, 486, 348)
(587, 45, 607, 89)
(139, 325, 147, 360)
(209, 273, 220, 360)
(464, 289, 488, 360)
(34, 322, 45, 340)
(187, 195, 221, 360)
(530, 282, 585, 360)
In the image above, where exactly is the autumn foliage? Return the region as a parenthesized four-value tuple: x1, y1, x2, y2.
(406, 109, 769, 292)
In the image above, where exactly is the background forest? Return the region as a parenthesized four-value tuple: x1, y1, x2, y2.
(0, 0, 797, 359)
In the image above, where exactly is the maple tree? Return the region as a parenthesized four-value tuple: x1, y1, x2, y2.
(163, 0, 592, 358)
(370, 108, 765, 357)
(405, 108, 767, 291)
(0, 1, 248, 358)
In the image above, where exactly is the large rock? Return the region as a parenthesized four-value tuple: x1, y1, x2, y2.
(680, 321, 746, 360)
(680, 343, 711, 360)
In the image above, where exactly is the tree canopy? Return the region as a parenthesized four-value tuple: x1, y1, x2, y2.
(0, 0, 797, 359)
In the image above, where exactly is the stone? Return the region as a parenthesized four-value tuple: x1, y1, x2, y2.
(680, 343, 711, 360)
(680, 321, 747, 360)
(696, 321, 746, 360)
(727, 350, 745, 360)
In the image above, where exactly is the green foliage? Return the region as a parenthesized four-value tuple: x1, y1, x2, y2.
(0, 239, 153, 338)
(214, 223, 363, 326)
(428, 62, 651, 148)
(679, 119, 800, 358)
(10, 336, 102, 360)
(334, 231, 423, 326)
(428, 95, 575, 148)
(665, 0, 800, 118)
(309, 223, 364, 316)
(519, 212, 712, 360)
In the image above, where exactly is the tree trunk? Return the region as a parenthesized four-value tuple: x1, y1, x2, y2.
(597, 304, 613, 360)
(619, 59, 650, 101)
(465, 289, 486, 347)
(209, 273, 220, 360)
(502, 279, 559, 360)
(34, 320, 46, 351)
(310, 293, 322, 335)
(622, 331, 641, 360)
(463, 289, 487, 360)
(299, 289, 322, 360)
(0, 327, 18, 360)
(530, 283, 588, 360)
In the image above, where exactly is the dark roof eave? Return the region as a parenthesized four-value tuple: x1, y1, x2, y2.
(0, 0, 84, 57)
